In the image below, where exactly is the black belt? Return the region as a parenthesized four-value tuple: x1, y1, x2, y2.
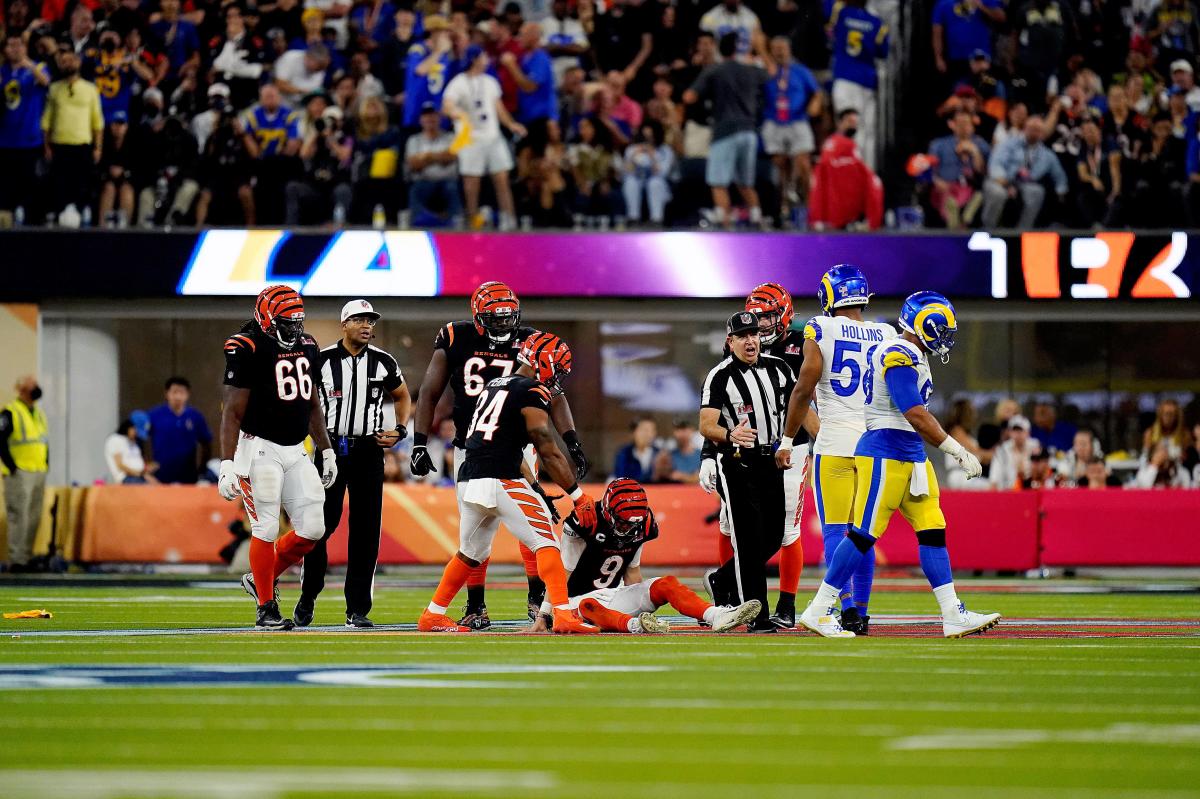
(331, 433, 378, 455)
(721, 444, 777, 458)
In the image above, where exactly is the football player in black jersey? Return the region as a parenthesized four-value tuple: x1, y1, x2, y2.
(218, 285, 338, 630)
(419, 332, 599, 634)
(530, 479, 761, 633)
(699, 283, 819, 628)
(409, 281, 590, 629)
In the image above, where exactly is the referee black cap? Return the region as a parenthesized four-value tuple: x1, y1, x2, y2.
(727, 311, 758, 336)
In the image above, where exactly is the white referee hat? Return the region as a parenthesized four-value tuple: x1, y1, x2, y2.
(340, 299, 381, 323)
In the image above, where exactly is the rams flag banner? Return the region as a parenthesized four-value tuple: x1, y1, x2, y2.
(0, 230, 1195, 300)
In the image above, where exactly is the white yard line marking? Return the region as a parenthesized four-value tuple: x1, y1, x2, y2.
(0, 768, 556, 798)
(888, 723, 1200, 751)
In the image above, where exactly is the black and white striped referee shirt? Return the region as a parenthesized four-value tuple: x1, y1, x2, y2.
(700, 354, 795, 447)
(319, 342, 405, 437)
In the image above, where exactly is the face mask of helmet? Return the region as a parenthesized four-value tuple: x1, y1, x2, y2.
(478, 308, 519, 342)
(542, 364, 568, 398)
(755, 310, 782, 345)
(604, 505, 644, 539)
(930, 324, 956, 364)
(273, 316, 305, 349)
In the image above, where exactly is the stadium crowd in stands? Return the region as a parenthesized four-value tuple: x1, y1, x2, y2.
(0, 0, 1198, 230)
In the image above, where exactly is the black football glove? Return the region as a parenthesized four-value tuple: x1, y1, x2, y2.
(531, 481, 563, 524)
(409, 445, 436, 476)
(563, 431, 589, 480)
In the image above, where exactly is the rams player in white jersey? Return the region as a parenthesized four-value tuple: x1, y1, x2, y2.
(775, 265, 896, 634)
(797, 290, 1001, 638)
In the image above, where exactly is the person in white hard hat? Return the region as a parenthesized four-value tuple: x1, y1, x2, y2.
(295, 299, 411, 628)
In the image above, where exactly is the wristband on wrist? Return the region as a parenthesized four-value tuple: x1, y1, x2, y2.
(562, 429, 579, 446)
(776, 438, 793, 452)
(567, 484, 583, 501)
(724, 427, 732, 443)
(937, 436, 965, 456)
(413, 432, 428, 446)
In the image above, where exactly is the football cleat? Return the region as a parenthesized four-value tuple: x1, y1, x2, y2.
(712, 600, 762, 633)
(345, 613, 374, 629)
(798, 602, 856, 638)
(840, 607, 870, 635)
(255, 600, 294, 630)
(417, 610, 471, 632)
(745, 619, 779, 634)
(768, 606, 796, 630)
(241, 573, 279, 605)
(551, 608, 600, 635)
(458, 605, 492, 631)
(703, 568, 728, 607)
(636, 612, 671, 634)
(527, 600, 542, 622)
(943, 604, 1001, 638)
(293, 598, 315, 628)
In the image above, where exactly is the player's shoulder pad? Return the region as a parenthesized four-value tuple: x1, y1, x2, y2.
(224, 332, 256, 355)
(881, 341, 920, 370)
(802, 316, 824, 341)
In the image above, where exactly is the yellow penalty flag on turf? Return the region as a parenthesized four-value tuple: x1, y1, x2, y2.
(3, 609, 52, 619)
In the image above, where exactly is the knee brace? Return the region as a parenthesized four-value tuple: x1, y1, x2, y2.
(293, 503, 325, 542)
(915, 529, 946, 548)
(847, 529, 877, 553)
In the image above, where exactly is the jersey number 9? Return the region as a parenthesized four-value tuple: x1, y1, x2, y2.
(275, 357, 313, 401)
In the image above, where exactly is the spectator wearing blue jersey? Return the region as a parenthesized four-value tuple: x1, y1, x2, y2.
(981, 115, 1068, 229)
(829, 0, 889, 171)
(150, 0, 201, 83)
(932, 0, 1006, 81)
(762, 36, 822, 218)
(501, 22, 557, 125)
(699, 0, 762, 58)
(239, 83, 301, 223)
(0, 33, 51, 227)
(402, 15, 456, 128)
(147, 377, 212, 485)
(85, 28, 154, 125)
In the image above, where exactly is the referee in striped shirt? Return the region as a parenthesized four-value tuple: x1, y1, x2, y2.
(297, 300, 411, 628)
(699, 311, 796, 633)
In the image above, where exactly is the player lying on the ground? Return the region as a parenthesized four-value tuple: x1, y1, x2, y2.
(530, 479, 762, 634)
(797, 291, 1001, 639)
(418, 332, 599, 634)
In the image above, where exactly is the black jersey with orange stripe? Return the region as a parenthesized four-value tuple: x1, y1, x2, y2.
(458, 374, 552, 481)
(432, 321, 539, 448)
(223, 321, 321, 446)
(562, 510, 660, 597)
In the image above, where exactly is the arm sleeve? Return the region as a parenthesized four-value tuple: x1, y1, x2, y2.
(884, 364, 923, 413)
(0, 410, 17, 473)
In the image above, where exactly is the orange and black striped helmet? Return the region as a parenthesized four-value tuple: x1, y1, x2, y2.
(745, 282, 794, 346)
(517, 330, 572, 396)
(602, 478, 650, 539)
(471, 281, 521, 341)
(254, 285, 306, 348)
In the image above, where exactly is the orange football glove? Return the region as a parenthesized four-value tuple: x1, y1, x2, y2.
(572, 492, 597, 529)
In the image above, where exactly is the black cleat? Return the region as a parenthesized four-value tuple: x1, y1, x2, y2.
(746, 619, 779, 634)
(840, 607, 870, 635)
(458, 605, 492, 630)
(769, 606, 796, 629)
(256, 600, 294, 630)
(345, 613, 374, 628)
(241, 573, 279, 605)
(293, 599, 315, 628)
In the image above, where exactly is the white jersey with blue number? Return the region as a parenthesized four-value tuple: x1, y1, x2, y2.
(803, 315, 897, 457)
(857, 338, 931, 463)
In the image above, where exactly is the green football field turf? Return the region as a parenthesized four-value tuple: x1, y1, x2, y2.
(0, 574, 1198, 799)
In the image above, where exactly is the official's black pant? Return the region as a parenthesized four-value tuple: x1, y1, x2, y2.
(300, 439, 384, 617)
(712, 449, 785, 626)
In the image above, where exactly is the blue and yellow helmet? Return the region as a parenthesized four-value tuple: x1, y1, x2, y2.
(818, 264, 871, 315)
(898, 291, 958, 363)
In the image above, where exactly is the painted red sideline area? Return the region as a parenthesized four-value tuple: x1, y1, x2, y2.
(71, 484, 1200, 568)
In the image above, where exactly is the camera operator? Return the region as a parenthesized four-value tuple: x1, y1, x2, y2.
(190, 83, 231, 152)
(194, 100, 254, 225)
(131, 96, 200, 226)
(285, 105, 353, 224)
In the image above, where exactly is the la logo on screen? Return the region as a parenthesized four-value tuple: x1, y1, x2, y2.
(969, 231, 1193, 300)
(176, 230, 440, 296)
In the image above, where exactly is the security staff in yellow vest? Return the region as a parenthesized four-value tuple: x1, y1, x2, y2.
(0, 376, 48, 572)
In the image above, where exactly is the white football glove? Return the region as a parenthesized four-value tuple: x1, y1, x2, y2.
(320, 448, 338, 489)
(939, 436, 983, 480)
(699, 457, 717, 494)
(218, 460, 241, 501)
